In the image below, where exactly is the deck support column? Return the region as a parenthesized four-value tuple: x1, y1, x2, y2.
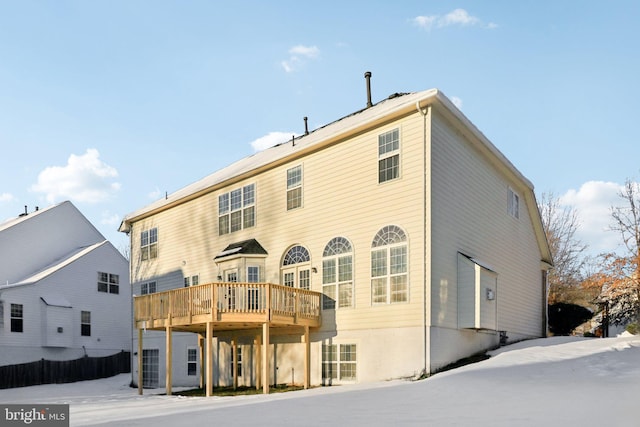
(165, 325, 172, 396)
(198, 334, 204, 389)
(232, 335, 238, 390)
(206, 322, 214, 396)
(304, 326, 310, 389)
(137, 328, 143, 395)
(254, 333, 262, 390)
(262, 322, 269, 394)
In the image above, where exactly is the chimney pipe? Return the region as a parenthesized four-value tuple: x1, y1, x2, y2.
(303, 117, 309, 135)
(364, 71, 373, 108)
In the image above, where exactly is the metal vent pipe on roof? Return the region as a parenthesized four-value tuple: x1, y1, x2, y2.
(304, 116, 309, 135)
(365, 71, 373, 108)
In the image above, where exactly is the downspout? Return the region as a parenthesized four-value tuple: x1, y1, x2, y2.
(417, 100, 430, 376)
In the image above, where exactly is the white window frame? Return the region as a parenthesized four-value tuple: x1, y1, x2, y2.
(10, 303, 23, 333)
(141, 227, 158, 261)
(371, 225, 409, 304)
(218, 184, 256, 235)
(322, 343, 357, 384)
(98, 272, 120, 294)
(141, 281, 157, 295)
(322, 237, 354, 310)
(378, 128, 400, 183)
(187, 348, 198, 376)
(508, 187, 520, 219)
(286, 165, 303, 210)
(81, 311, 91, 336)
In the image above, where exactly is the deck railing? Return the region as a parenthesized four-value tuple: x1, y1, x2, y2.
(134, 282, 321, 328)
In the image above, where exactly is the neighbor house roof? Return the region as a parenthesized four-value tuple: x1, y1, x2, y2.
(0, 241, 109, 289)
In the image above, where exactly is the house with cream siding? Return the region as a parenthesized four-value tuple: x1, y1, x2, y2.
(120, 83, 552, 394)
(0, 201, 130, 367)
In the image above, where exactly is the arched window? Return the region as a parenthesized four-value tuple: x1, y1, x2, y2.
(283, 245, 310, 266)
(281, 245, 311, 289)
(322, 237, 354, 309)
(371, 225, 408, 304)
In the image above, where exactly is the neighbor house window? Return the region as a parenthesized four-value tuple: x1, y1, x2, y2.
(378, 128, 400, 183)
(286, 165, 303, 210)
(322, 237, 354, 310)
(81, 311, 91, 336)
(322, 343, 357, 383)
(10, 303, 23, 333)
(187, 348, 197, 376)
(0, 301, 4, 329)
(219, 184, 256, 235)
(98, 272, 119, 294)
(141, 281, 157, 295)
(371, 225, 408, 304)
(141, 227, 158, 261)
(508, 187, 520, 219)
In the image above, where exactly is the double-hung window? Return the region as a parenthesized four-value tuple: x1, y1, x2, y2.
(287, 165, 303, 210)
(81, 311, 91, 336)
(219, 184, 256, 235)
(10, 303, 23, 333)
(141, 227, 158, 261)
(378, 128, 400, 183)
(508, 187, 520, 219)
(187, 348, 197, 376)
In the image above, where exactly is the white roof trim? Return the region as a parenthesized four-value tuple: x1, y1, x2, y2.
(40, 295, 72, 308)
(7, 241, 108, 287)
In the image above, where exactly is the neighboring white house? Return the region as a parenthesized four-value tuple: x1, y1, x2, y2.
(120, 82, 553, 392)
(0, 201, 131, 366)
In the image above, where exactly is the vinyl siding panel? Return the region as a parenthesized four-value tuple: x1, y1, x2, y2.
(430, 108, 543, 338)
(130, 113, 428, 333)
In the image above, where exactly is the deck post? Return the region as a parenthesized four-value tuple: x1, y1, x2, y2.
(198, 334, 204, 389)
(304, 326, 310, 389)
(137, 327, 143, 395)
(232, 335, 238, 390)
(254, 333, 261, 390)
(206, 321, 214, 397)
(166, 325, 172, 396)
(262, 322, 269, 394)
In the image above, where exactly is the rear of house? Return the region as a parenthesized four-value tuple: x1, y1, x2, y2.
(121, 86, 551, 391)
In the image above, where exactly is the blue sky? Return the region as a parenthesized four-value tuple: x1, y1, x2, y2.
(1, 1, 639, 256)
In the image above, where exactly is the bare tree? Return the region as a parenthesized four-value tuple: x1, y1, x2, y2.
(538, 192, 588, 304)
(594, 178, 640, 325)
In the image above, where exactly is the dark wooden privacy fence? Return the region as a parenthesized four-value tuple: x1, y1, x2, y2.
(0, 351, 130, 389)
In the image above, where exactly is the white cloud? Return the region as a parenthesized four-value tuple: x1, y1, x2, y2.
(412, 9, 496, 31)
(100, 211, 121, 226)
(281, 45, 320, 73)
(0, 192, 14, 202)
(559, 181, 624, 255)
(148, 187, 162, 200)
(440, 8, 479, 27)
(250, 132, 295, 152)
(450, 96, 463, 109)
(30, 148, 120, 204)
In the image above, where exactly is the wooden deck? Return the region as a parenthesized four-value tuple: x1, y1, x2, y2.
(134, 282, 322, 396)
(134, 282, 322, 332)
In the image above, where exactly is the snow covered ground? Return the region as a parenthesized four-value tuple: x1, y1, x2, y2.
(1, 335, 638, 426)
